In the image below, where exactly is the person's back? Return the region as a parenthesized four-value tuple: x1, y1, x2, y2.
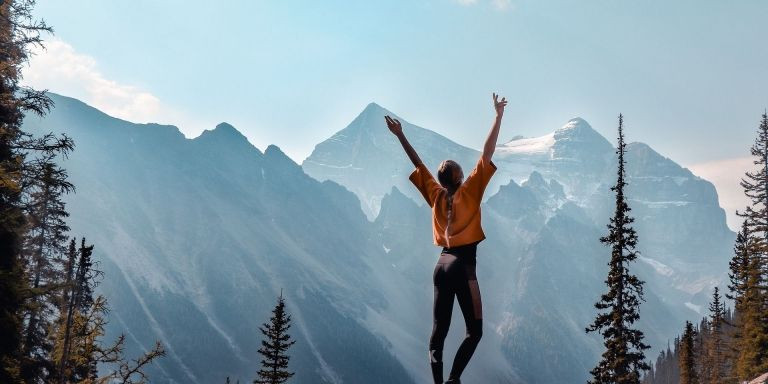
(385, 93, 507, 384)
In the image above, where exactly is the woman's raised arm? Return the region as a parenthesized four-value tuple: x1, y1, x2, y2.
(482, 93, 508, 163)
(386, 115, 423, 167)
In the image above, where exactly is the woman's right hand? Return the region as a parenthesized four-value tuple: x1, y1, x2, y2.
(385, 115, 402, 136)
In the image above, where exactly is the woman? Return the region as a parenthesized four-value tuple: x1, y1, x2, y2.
(385, 93, 507, 384)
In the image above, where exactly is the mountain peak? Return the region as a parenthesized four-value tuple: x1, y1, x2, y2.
(194, 122, 254, 148)
(551, 117, 613, 159)
(265, 144, 287, 157)
(554, 117, 597, 137)
(210, 122, 248, 139)
(213, 122, 239, 134)
(524, 171, 547, 188)
(362, 102, 388, 115)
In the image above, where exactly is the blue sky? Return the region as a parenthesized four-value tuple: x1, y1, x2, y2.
(26, 0, 768, 229)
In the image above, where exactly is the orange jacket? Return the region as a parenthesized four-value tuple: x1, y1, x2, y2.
(409, 157, 497, 248)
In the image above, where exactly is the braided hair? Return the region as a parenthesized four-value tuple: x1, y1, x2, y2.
(437, 160, 462, 248)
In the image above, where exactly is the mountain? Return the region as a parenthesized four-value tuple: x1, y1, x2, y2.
(303, 103, 736, 382)
(302, 102, 479, 219)
(23, 93, 736, 383)
(23, 94, 415, 384)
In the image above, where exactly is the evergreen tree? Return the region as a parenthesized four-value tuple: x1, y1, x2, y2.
(55, 237, 97, 383)
(733, 112, 768, 379)
(679, 321, 699, 384)
(728, 221, 751, 308)
(695, 318, 708, 383)
(19, 160, 73, 382)
(254, 292, 296, 384)
(704, 287, 727, 384)
(586, 114, 651, 384)
(0, 1, 73, 381)
(48, 238, 165, 384)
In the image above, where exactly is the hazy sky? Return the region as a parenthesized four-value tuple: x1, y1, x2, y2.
(25, 0, 768, 230)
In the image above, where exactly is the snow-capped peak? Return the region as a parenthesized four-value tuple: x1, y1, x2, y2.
(553, 117, 605, 143)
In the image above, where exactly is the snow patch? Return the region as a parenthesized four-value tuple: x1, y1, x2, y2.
(631, 199, 691, 208)
(639, 256, 674, 277)
(496, 132, 555, 156)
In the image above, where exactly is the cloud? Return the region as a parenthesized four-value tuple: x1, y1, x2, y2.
(687, 156, 755, 231)
(20, 38, 212, 135)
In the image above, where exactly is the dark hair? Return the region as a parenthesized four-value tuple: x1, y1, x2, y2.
(437, 160, 462, 247)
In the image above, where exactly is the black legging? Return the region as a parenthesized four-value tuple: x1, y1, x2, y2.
(429, 241, 483, 384)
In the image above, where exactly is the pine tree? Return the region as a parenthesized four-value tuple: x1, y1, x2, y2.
(728, 221, 751, 307)
(0, 1, 74, 381)
(19, 160, 73, 382)
(48, 238, 165, 384)
(254, 292, 296, 384)
(585, 114, 651, 384)
(695, 318, 709, 383)
(55, 237, 97, 383)
(704, 287, 727, 384)
(733, 112, 768, 379)
(679, 321, 699, 384)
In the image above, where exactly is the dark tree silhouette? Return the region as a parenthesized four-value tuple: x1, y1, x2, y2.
(586, 114, 650, 384)
(679, 321, 699, 384)
(19, 161, 73, 382)
(56, 237, 96, 383)
(254, 292, 296, 384)
(728, 221, 751, 308)
(0, 1, 74, 381)
(704, 287, 727, 384)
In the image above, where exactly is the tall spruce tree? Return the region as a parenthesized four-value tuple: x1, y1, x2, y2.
(56, 237, 96, 383)
(728, 221, 751, 311)
(254, 292, 296, 384)
(695, 318, 709, 383)
(19, 160, 73, 382)
(679, 321, 699, 384)
(733, 112, 768, 379)
(0, 1, 74, 381)
(585, 114, 651, 384)
(704, 287, 727, 384)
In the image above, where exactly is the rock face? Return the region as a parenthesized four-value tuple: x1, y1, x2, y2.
(302, 102, 479, 219)
(24, 94, 415, 384)
(24, 93, 735, 384)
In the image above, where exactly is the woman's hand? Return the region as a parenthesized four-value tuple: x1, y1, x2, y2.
(385, 115, 403, 136)
(493, 93, 508, 117)
(484, 92, 507, 162)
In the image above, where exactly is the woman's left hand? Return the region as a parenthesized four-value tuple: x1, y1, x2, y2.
(493, 93, 508, 116)
(385, 115, 403, 136)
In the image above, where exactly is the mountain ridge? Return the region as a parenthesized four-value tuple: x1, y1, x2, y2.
(23, 92, 736, 384)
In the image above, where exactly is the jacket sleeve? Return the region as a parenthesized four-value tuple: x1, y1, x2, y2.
(462, 157, 497, 201)
(409, 163, 443, 207)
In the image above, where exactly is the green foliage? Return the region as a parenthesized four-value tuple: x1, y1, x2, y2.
(0, 1, 72, 381)
(679, 321, 698, 384)
(254, 292, 296, 384)
(586, 115, 650, 384)
(731, 113, 768, 380)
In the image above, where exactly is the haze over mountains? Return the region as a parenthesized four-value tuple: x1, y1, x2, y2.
(23, 93, 735, 383)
